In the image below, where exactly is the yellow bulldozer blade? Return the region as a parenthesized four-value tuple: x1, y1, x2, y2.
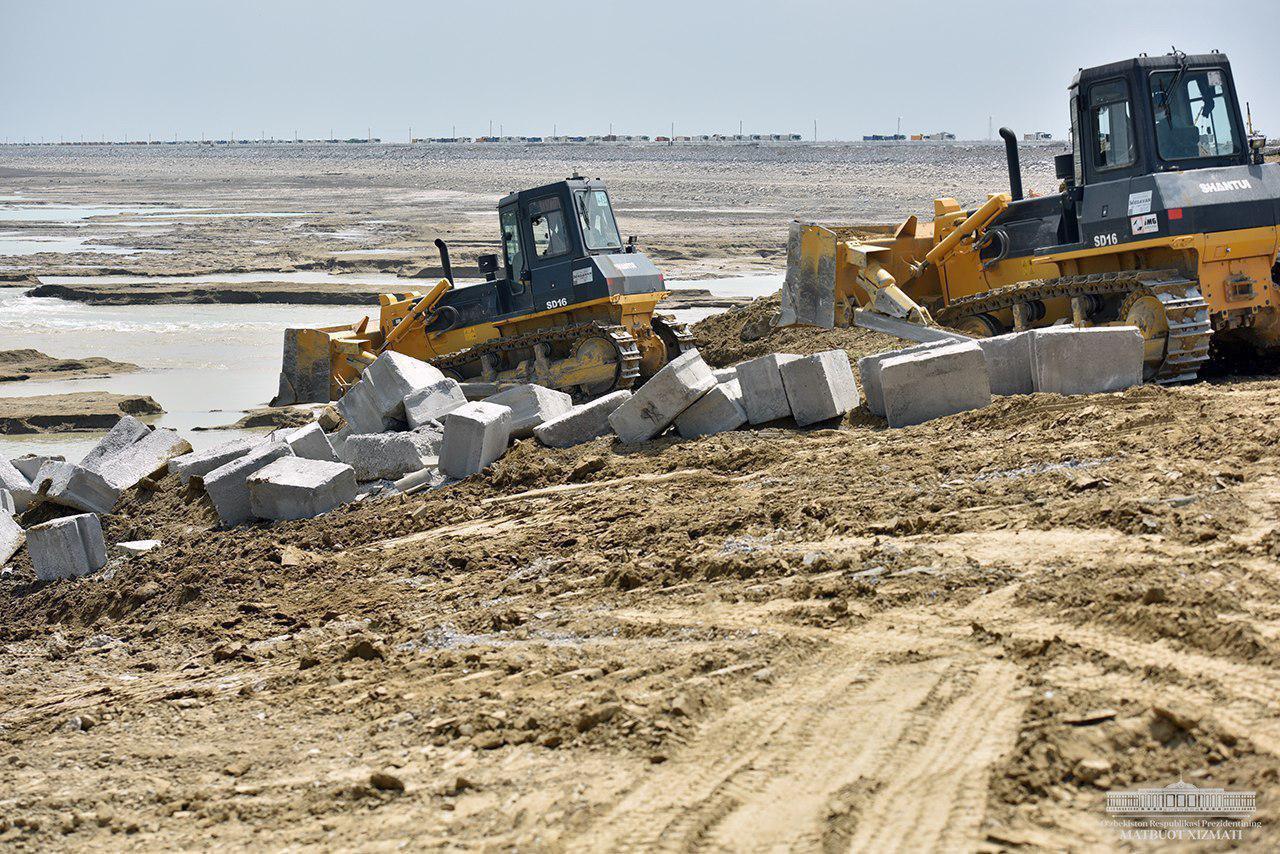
(778, 221, 839, 328)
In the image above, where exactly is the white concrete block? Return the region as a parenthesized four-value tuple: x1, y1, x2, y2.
(364, 351, 445, 421)
(779, 350, 860, 427)
(0, 458, 34, 513)
(34, 462, 121, 515)
(977, 331, 1036, 396)
(533, 390, 631, 448)
(484, 384, 574, 440)
(676, 380, 748, 438)
(11, 454, 62, 483)
(79, 415, 150, 471)
(340, 431, 441, 481)
(857, 342, 949, 418)
(404, 378, 468, 429)
(98, 428, 191, 491)
(168, 437, 260, 485)
(0, 489, 13, 516)
(878, 341, 992, 428)
(335, 378, 385, 434)
(27, 513, 107, 581)
(712, 367, 740, 384)
(439, 401, 512, 478)
(608, 350, 717, 444)
(0, 509, 22, 566)
(736, 353, 802, 424)
(204, 442, 295, 526)
(247, 457, 357, 520)
(273, 422, 338, 462)
(1030, 326, 1144, 395)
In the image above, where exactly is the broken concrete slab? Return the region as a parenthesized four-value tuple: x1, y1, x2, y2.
(676, 379, 748, 438)
(534, 390, 631, 448)
(878, 341, 992, 428)
(0, 458, 34, 513)
(0, 509, 22, 566)
(335, 378, 384, 435)
(439, 401, 512, 478)
(365, 351, 446, 421)
(98, 428, 191, 491)
(484, 384, 574, 440)
(608, 350, 717, 444)
(780, 350, 860, 427)
(11, 454, 62, 483)
(79, 415, 151, 471)
(273, 422, 338, 462)
(169, 437, 260, 485)
(340, 431, 442, 481)
(857, 341, 950, 418)
(204, 442, 295, 526)
(116, 539, 161, 555)
(404, 378, 468, 429)
(737, 353, 802, 424)
(34, 462, 120, 515)
(976, 330, 1035, 396)
(1031, 326, 1144, 395)
(27, 513, 107, 581)
(247, 457, 357, 521)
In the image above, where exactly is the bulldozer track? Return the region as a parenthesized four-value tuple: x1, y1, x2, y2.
(430, 320, 641, 393)
(936, 269, 1213, 384)
(653, 313, 698, 355)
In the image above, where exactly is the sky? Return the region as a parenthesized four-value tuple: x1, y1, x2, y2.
(1, 0, 1277, 143)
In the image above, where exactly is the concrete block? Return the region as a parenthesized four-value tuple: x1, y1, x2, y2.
(169, 437, 260, 485)
(99, 428, 191, 491)
(335, 378, 384, 435)
(204, 442, 294, 526)
(1030, 326, 1144, 395)
(340, 431, 441, 481)
(273, 422, 338, 462)
(0, 458, 34, 513)
(676, 380, 748, 438)
(247, 457, 357, 521)
(79, 415, 150, 471)
(712, 367, 740, 384)
(34, 462, 121, 515)
(27, 513, 107, 581)
(878, 341, 992, 428)
(779, 350, 860, 427)
(0, 489, 12, 515)
(608, 350, 717, 444)
(857, 342, 950, 418)
(737, 353, 802, 424)
(484, 384, 574, 440)
(364, 351, 445, 420)
(975, 331, 1035, 396)
(116, 539, 161, 555)
(404, 378, 468, 429)
(439, 401, 512, 478)
(0, 509, 22, 566)
(534, 390, 631, 448)
(11, 454, 62, 482)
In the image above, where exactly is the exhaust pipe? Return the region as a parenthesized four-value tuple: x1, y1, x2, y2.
(998, 127, 1023, 201)
(434, 238, 454, 285)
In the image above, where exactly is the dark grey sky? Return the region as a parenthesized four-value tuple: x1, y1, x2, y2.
(2, 0, 1276, 142)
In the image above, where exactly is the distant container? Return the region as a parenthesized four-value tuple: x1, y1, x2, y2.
(1023, 131, 1053, 141)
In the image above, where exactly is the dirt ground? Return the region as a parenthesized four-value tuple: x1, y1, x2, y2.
(1, 298, 1278, 849)
(0, 391, 162, 435)
(2, 143, 1278, 850)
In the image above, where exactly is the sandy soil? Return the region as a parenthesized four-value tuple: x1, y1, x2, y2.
(0, 301, 1277, 849)
(0, 392, 161, 435)
(0, 350, 138, 384)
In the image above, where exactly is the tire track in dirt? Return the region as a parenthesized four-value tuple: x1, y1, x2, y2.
(566, 626, 1023, 853)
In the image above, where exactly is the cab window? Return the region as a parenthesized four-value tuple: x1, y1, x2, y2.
(1151, 68, 1239, 160)
(500, 206, 523, 276)
(1089, 79, 1135, 170)
(575, 189, 623, 251)
(528, 196, 571, 260)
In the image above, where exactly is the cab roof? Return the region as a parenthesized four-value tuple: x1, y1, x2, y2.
(498, 176, 610, 209)
(1070, 51, 1232, 91)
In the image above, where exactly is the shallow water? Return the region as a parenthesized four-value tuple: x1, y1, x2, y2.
(0, 233, 169, 256)
(0, 274, 774, 461)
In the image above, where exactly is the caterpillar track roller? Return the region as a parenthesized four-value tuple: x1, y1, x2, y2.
(274, 176, 694, 405)
(780, 50, 1279, 382)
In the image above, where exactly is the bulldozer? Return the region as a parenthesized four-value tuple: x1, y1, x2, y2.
(780, 50, 1279, 382)
(274, 175, 693, 405)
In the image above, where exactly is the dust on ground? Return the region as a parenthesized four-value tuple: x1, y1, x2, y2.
(2, 300, 1278, 850)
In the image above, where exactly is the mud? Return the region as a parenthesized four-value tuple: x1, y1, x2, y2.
(0, 349, 139, 383)
(0, 392, 162, 434)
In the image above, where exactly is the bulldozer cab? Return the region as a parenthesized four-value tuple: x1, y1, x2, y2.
(1066, 51, 1250, 187)
(496, 177, 627, 315)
